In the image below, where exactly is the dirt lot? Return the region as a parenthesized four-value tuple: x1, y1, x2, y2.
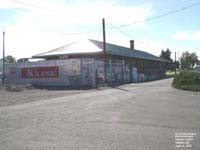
(0, 78, 200, 150)
(0, 85, 87, 107)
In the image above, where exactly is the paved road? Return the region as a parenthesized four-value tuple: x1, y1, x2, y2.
(0, 78, 200, 150)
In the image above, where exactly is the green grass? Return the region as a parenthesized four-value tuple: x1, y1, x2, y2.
(165, 70, 180, 77)
(165, 70, 176, 76)
(172, 71, 200, 91)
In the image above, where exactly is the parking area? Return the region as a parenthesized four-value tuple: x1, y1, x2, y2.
(0, 78, 200, 150)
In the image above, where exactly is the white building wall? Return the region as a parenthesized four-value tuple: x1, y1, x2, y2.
(5, 58, 102, 87)
(5, 58, 156, 87)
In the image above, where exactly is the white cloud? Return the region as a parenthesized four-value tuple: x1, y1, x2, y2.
(0, 0, 21, 8)
(191, 32, 200, 40)
(0, 0, 154, 59)
(172, 31, 200, 41)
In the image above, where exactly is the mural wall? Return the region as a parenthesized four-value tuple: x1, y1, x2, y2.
(5, 58, 163, 88)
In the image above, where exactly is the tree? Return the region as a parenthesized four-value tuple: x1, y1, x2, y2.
(160, 48, 172, 62)
(0, 55, 16, 64)
(180, 51, 198, 70)
(5, 55, 16, 64)
(171, 61, 180, 70)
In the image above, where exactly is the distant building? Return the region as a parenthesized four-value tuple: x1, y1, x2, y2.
(5, 39, 171, 87)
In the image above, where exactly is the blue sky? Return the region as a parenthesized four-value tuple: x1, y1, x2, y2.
(0, 0, 200, 59)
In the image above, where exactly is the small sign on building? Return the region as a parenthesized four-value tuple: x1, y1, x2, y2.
(21, 66, 59, 78)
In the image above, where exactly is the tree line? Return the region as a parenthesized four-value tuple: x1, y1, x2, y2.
(0, 56, 28, 64)
(160, 49, 199, 70)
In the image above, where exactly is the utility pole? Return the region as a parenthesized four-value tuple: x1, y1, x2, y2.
(2, 32, 5, 84)
(102, 18, 107, 83)
(175, 51, 177, 75)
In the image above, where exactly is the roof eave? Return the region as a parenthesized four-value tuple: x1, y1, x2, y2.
(32, 51, 103, 59)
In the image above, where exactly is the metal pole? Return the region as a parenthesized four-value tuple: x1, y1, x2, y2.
(175, 51, 177, 75)
(102, 18, 107, 83)
(2, 32, 5, 84)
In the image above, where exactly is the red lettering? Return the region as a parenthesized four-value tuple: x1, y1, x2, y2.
(21, 66, 59, 78)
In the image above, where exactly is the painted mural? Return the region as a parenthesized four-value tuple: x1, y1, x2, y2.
(5, 58, 163, 88)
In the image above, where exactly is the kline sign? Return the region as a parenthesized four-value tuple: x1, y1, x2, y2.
(21, 66, 59, 78)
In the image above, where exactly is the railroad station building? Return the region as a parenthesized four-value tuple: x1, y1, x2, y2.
(6, 39, 171, 88)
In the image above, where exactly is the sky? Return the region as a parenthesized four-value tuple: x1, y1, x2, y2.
(0, 0, 200, 60)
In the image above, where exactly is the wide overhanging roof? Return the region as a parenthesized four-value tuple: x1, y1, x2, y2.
(32, 40, 102, 58)
(32, 39, 170, 62)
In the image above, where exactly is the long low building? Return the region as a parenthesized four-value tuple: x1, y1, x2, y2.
(6, 39, 171, 87)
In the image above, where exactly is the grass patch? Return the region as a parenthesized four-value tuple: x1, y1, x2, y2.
(165, 70, 176, 76)
(172, 71, 200, 91)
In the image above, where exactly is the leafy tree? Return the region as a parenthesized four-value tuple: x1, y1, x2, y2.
(171, 61, 180, 70)
(180, 51, 198, 70)
(160, 48, 172, 62)
(0, 55, 16, 64)
(5, 55, 16, 64)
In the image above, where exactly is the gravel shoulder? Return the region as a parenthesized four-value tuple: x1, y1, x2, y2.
(0, 86, 88, 107)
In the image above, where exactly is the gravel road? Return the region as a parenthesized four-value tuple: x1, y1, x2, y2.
(0, 78, 200, 150)
(0, 87, 88, 107)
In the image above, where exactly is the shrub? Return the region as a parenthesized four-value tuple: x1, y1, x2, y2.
(172, 71, 200, 91)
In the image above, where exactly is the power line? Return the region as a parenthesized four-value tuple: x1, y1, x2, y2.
(10, 0, 55, 11)
(106, 1, 200, 47)
(10, 0, 100, 36)
(10, 0, 200, 36)
(108, 23, 134, 39)
(108, 1, 200, 28)
(108, 23, 145, 44)
(64, 1, 200, 35)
